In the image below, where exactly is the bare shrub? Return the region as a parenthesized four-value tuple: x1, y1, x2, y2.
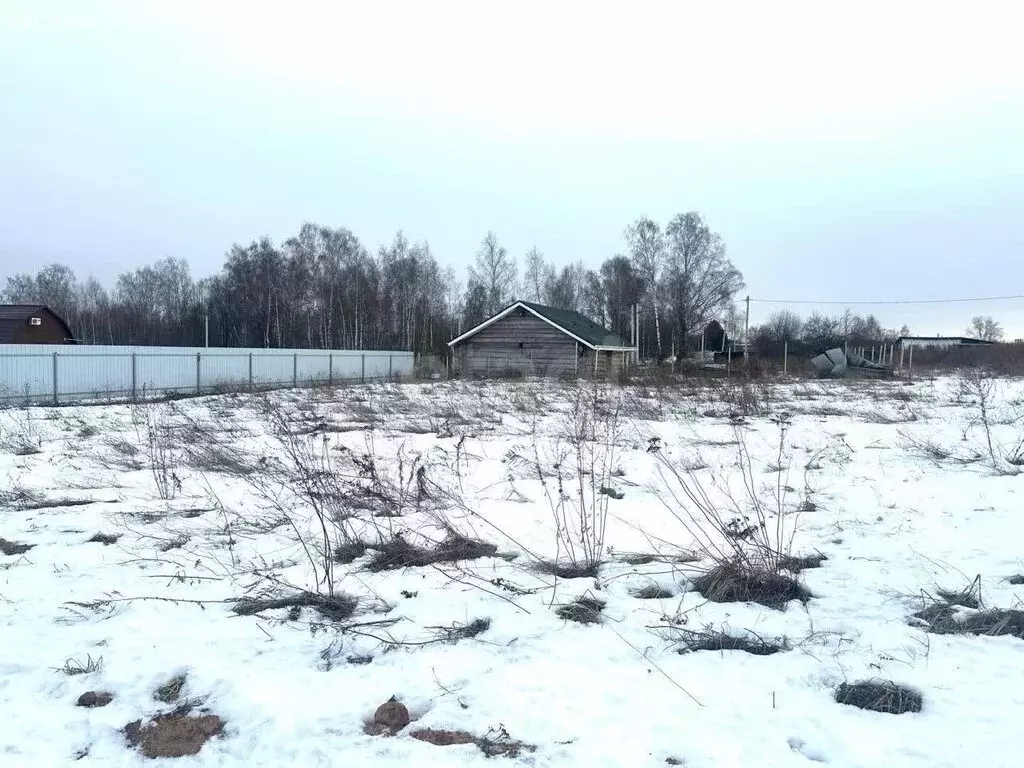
(518, 383, 623, 576)
(896, 430, 976, 465)
(132, 405, 182, 500)
(0, 409, 44, 455)
(654, 421, 811, 609)
(957, 369, 1022, 475)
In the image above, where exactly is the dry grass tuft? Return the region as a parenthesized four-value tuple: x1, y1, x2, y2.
(536, 560, 600, 579)
(333, 540, 369, 564)
(676, 629, 786, 656)
(0, 537, 34, 556)
(365, 533, 496, 572)
(778, 553, 828, 573)
(691, 561, 811, 610)
(834, 680, 922, 714)
(232, 592, 358, 622)
(87, 532, 120, 546)
(426, 618, 491, 644)
(56, 654, 104, 676)
(476, 726, 535, 758)
(555, 595, 605, 625)
(631, 584, 676, 600)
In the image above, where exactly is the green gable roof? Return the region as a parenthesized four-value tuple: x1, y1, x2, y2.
(518, 301, 630, 348)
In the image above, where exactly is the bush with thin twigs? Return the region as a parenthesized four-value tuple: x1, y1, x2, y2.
(834, 680, 922, 714)
(132, 404, 182, 500)
(1006, 438, 1024, 467)
(957, 369, 1021, 475)
(896, 429, 979, 466)
(0, 408, 44, 455)
(654, 420, 811, 609)
(517, 383, 623, 579)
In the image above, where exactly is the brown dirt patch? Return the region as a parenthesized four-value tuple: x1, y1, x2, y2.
(123, 714, 224, 758)
(410, 728, 476, 746)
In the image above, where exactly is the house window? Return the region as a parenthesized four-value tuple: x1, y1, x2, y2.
(29, 317, 42, 326)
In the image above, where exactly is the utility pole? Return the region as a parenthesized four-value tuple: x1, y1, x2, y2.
(743, 295, 750, 373)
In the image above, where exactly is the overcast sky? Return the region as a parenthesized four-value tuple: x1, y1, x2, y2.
(2, 1, 1022, 335)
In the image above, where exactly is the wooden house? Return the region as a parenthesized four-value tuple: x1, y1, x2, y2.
(0, 305, 76, 344)
(448, 301, 635, 377)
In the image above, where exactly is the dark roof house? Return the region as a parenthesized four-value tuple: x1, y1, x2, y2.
(0, 305, 76, 345)
(448, 300, 634, 377)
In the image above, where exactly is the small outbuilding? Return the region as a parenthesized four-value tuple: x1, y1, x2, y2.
(895, 335, 995, 350)
(0, 305, 76, 345)
(448, 300, 635, 377)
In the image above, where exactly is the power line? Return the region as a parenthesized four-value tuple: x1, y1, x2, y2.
(749, 294, 1024, 306)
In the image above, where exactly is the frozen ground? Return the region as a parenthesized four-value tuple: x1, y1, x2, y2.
(1, 374, 1023, 767)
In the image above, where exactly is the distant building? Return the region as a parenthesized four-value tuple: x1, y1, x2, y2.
(0, 305, 76, 345)
(895, 336, 995, 350)
(448, 300, 635, 377)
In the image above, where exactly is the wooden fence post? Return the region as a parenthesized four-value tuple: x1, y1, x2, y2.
(248, 353, 254, 390)
(293, 353, 298, 388)
(361, 353, 366, 383)
(131, 353, 137, 402)
(328, 353, 333, 386)
(196, 353, 202, 394)
(52, 352, 59, 405)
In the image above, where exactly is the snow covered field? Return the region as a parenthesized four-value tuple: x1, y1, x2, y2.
(2, 375, 1023, 767)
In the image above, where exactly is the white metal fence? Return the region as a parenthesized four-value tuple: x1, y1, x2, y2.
(0, 345, 415, 405)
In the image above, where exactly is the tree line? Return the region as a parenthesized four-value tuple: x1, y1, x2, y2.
(1, 212, 746, 357)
